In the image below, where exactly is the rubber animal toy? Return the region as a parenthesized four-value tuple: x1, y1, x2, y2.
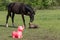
(12, 25, 24, 38)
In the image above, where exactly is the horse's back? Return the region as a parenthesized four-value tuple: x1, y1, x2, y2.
(8, 2, 25, 14)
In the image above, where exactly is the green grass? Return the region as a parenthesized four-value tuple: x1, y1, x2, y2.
(0, 9, 60, 40)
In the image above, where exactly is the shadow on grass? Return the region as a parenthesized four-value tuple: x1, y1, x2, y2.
(0, 24, 40, 29)
(9, 36, 12, 38)
(0, 24, 17, 28)
(8, 36, 23, 40)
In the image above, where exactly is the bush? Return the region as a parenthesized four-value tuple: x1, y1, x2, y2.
(0, 0, 59, 10)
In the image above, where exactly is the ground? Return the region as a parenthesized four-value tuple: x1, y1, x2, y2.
(0, 9, 60, 40)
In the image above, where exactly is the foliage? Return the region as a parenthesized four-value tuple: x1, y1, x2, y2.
(0, 0, 12, 11)
(0, 0, 60, 10)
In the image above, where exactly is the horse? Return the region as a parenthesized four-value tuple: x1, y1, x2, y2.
(6, 2, 35, 27)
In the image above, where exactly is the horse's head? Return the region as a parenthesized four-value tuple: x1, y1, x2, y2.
(25, 4, 35, 23)
(30, 10, 35, 22)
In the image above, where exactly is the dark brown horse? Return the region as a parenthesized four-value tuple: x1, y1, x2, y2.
(6, 2, 35, 27)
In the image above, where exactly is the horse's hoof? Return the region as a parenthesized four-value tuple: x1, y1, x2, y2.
(6, 24, 8, 27)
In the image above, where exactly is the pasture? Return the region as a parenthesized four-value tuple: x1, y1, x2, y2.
(0, 9, 60, 40)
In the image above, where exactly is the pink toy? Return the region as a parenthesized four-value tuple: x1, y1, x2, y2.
(12, 25, 24, 38)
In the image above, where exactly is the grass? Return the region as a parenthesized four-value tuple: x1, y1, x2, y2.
(0, 9, 60, 40)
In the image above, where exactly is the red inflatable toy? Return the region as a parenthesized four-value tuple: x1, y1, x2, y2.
(12, 25, 24, 38)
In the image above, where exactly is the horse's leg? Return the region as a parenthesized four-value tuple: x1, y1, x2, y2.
(6, 12, 11, 27)
(11, 13, 15, 27)
(21, 15, 26, 27)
